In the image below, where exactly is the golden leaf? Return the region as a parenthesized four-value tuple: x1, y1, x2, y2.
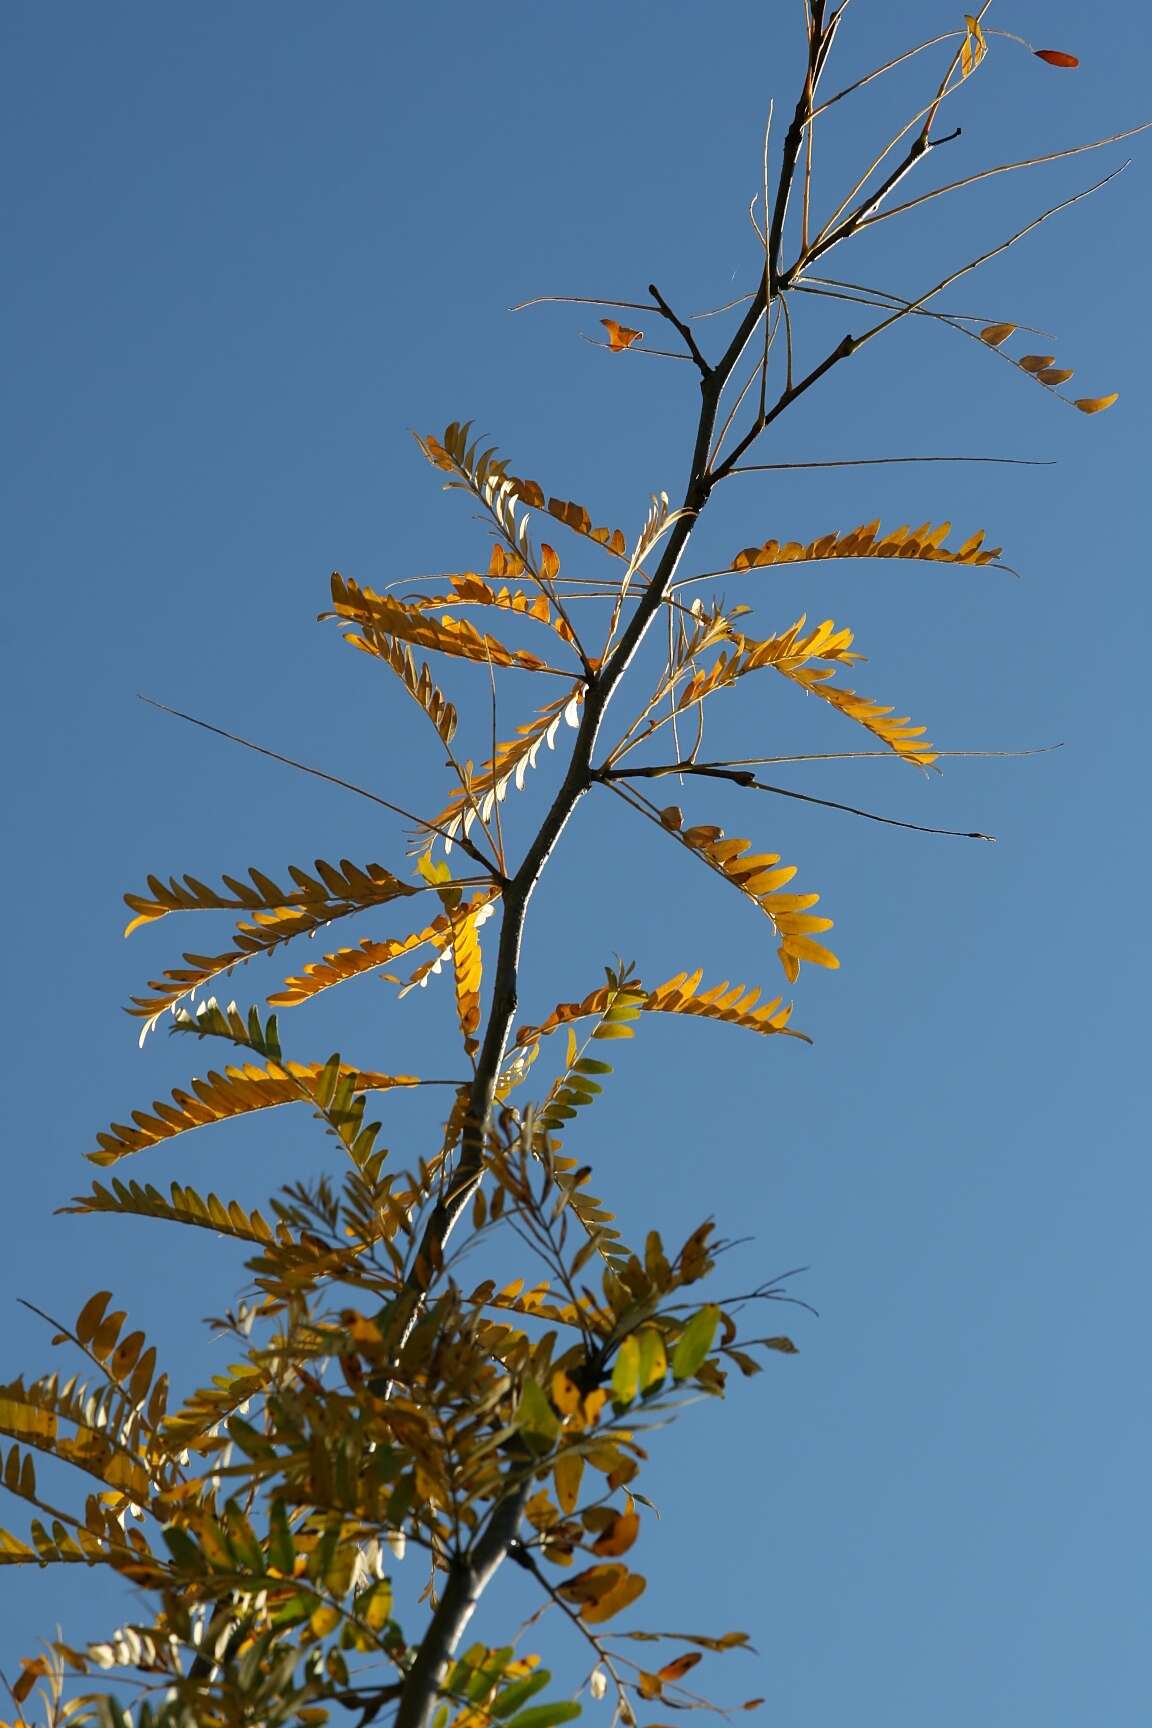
(554, 1451, 584, 1515)
(124, 858, 417, 938)
(1074, 394, 1119, 414)
(600, 318, 644, 351)
(269, 889, 501, 1007)
(591, 1510, 640, 1558)
(90, 1063, 419, 1165)
(655, 807, 837, 979)
(421, 684, 585, 855)
(400, 567, 577, 649)
(1036, 367, 1074, 386)
(979, 323, 1016, 347)
(328, 573, 560, 673)
(677, 613, 936, 766)
(1018, 354, 1056, 373)
(729, 518, 1002, 572)
(514, 968, 807, 1051)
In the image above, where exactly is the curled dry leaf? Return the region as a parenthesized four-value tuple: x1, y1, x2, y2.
(1074, 394, 1119, 415)
(601, 318, 644, 352)
(1034, 48, 1080, 69)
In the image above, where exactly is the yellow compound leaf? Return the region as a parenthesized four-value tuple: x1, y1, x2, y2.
(514, 969, 808, 1050)
(729, 518, 1002, 573)
(600, 318, 643, 351)
(399, 568, 578, 651)
(677, 612, 936, 766)
(124, 858, 418, 938)
(269, 889, 501, 1007)
(1074, 394, 1119, 414)
(328, 573, 559, 674)
(654, 807, 837, 979)
(89, 1063, 420, 1166)
(421, 685, 585, 856)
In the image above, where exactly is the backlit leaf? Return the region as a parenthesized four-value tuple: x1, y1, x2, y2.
(611, 1338, 641, 1407)
(672, 1306, 721, 1381)
(1074, 394, 1118, 414)
(979, 323, 1015, 347)
(1034, 48, 1079, 68)
(600, 319, 643, 351)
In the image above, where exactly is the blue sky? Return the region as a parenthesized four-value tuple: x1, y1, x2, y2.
(2, 2, 1149, 1722)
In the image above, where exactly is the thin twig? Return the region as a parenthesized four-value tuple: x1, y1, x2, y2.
(510, 293, 658, 314)
(725, 453, 1054, 472)
(137, 695, 503, 879)
(600, 763, 996, 840)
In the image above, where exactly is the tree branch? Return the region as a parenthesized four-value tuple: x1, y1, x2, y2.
(599, 763, 995, 841)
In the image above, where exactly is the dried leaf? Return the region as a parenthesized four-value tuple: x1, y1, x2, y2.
(1033, 48, 1079, 68)
(979, 323, 1016, 348)
(1074, 394, 1118, 414)
(600, 319, 643, 352)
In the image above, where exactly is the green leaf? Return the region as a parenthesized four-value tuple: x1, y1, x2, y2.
(671, 1305, 720, 1381)
(162, 1525, 207, 1576)
(356, 1577, 393, 1631)
(517, 1379, 560, 1449)
(635, 1327, 668, 1394)
(268, 1499, 295, 1575)
(503, 1703, 582, 1728)
(611, 1336, 640, 1406)
(491, 1670, 553, 1719)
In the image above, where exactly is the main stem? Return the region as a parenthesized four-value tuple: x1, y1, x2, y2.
(390, 292, 768, 1728)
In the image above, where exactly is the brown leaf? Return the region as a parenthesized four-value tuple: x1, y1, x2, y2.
(979, 322, 1015, 348)
(1018, 354, 1056, 373)
(1036, 368, 1074, 386)
(1074, 394, 1119, 414)
(601, 319, 644, 352)
(1033, 48, 1079, 68)
(658, 1652, 703, 1685)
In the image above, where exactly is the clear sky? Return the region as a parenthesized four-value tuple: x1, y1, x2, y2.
(2, 3, 1149, 1723)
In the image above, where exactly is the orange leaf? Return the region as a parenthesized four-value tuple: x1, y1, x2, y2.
(601, 319, 644, 352)
(658, 1653, 703, 1685)
(1018, 354, 1055, 373)
(1036, 368, 1074, 386)
(1034, 48, 1079, 68)
(592, 1510, 641, 1557)
(979, 323, 1015, 348)
(1074, 394, 1118, 414)
(13, 1657, 51, 1704)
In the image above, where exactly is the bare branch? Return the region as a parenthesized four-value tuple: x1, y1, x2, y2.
(648, 281, 712, 376)
(601, 763, 996, 840)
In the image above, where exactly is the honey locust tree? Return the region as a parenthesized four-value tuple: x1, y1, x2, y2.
(1, 8, 1139, 1727)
